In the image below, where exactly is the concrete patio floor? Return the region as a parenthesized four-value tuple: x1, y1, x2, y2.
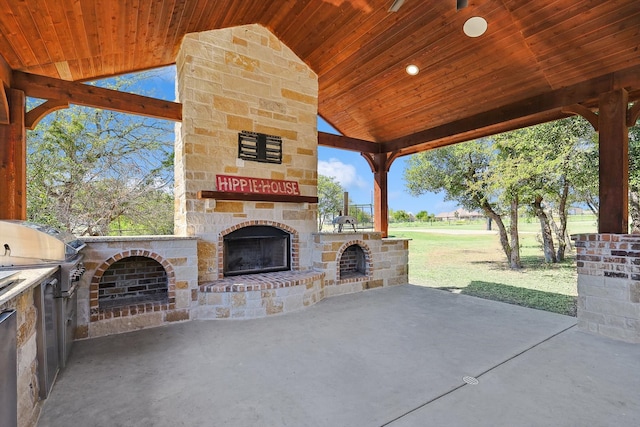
(38, 285, 640, 427)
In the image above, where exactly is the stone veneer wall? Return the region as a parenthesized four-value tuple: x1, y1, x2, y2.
(574, 233, 640, 343)
(174, 24, 318, 282)
(192, 233, 409, 320)
(76, 236, 198, 338)
(313, 232, 409, 297)
(0, 288, 41, 427)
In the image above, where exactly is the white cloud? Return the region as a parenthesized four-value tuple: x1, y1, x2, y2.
(318, 158, 367, 189)
(434, 200, 459, 214)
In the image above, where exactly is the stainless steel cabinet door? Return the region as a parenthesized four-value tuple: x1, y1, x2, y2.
(0, 309, 17, 427)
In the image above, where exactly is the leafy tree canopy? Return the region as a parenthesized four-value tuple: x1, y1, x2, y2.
(27, 73, 174, 235)
(317, 174, 344, 231)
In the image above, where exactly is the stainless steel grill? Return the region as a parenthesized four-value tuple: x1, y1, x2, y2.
(0, 220, 86, 296)
(0, 220, 86, 373)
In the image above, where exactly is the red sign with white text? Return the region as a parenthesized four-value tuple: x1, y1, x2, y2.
(216, 175, 300, 196)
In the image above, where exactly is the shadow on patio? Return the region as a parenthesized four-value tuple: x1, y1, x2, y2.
(437, 281, 577, 317)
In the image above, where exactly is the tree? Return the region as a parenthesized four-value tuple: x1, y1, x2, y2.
(27, 74, 174, 235)
(493, 116, 596, 261)
(405, 118, 597, 266)
(629, 121, 640, 232)
(415, 210, 434, 222)
(540, 117, 596, 260)
(391, 209, 412, 222)
(109, 189, 174, 235)
(493, 129, 555, 263)
(404, 139, 522, 269)
(349, 203, 373, 227)
(317, 174, 344, 231)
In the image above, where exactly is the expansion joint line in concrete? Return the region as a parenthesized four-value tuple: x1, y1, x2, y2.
(379, 323, 577, 427)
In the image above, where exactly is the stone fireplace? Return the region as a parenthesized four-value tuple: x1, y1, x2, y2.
(171, 23, 407, 319)
(174, 24, 318, 282)
(71, 24, 408, 336)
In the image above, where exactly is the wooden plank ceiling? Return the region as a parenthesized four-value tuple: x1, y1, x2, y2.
(0, 0, 639, 154)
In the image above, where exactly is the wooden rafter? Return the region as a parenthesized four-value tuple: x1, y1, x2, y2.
(11, 71, 182, 122)
(318, 132, 379, 154)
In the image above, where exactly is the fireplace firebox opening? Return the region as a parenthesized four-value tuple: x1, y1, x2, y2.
(339, 244, 368, 280)
(223, 226, 291, 276)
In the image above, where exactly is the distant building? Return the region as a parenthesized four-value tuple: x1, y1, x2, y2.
(435, 208, 484, 221)
(568, 207, 587, 215)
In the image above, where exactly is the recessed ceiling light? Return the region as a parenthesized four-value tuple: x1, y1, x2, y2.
(463, 16, 488, 37)
(388, 0, 406, 13)
(406, 64, 419, 75)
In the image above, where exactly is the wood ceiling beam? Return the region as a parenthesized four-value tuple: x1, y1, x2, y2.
(386, 110, 572, 158)
(381, 64, 640, 154)
(318, 131, 380, 154)
(11, 71, 182, 122)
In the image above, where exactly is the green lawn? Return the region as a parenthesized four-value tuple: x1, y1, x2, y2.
(388, 215, 597, 316)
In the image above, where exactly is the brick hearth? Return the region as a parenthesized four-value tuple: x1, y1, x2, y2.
(196, 270, 325, 319)
(200, 270, 322, 293)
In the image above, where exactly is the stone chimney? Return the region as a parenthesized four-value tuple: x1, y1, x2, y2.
(174, 24, 319, 282)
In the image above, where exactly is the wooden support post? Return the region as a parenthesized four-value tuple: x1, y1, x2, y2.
(362, 152, 395, 237)
(0, 88, 26, 220)
(598, 89, 629, 233)
(374, 154, 388, 237)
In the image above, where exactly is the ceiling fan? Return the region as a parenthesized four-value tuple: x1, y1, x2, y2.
(388, 0, 468, 12)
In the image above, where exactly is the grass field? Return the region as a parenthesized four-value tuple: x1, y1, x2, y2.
(387, 215, 597, 316)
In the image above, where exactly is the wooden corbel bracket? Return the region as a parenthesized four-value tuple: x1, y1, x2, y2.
(360, 151, 398, 174)
(561, 104, 599, 131)
(628, 101, 640, 128)
(0, 83, 8, 125)
(25, 99, 69, 130)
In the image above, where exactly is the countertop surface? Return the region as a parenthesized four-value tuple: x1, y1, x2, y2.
(0, 266, 58, 305)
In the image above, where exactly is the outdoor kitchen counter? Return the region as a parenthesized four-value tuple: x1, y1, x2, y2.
(0, 266, 58, 306)
(0, 265, 59, 427)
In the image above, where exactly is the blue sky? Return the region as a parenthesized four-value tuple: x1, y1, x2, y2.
(316, 119, 456, 214)
(130, 66, 456, 215)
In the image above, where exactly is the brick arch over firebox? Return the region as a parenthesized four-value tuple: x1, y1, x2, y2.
(217, 220, 300, 279)
(335, 240, 374, 284)
(89, 250, 177, 322)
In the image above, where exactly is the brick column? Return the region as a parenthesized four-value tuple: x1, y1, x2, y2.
(574, 233, 640, 343)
